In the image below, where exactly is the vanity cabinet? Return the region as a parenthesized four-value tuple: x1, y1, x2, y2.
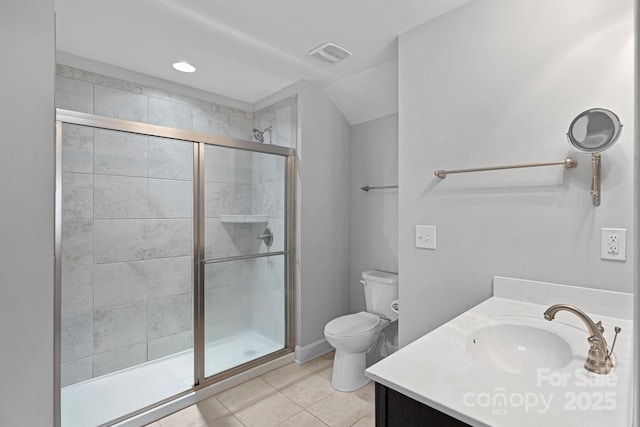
(375, 383, 470, 427)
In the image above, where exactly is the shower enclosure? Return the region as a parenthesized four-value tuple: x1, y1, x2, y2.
(54, 109, 294, 427)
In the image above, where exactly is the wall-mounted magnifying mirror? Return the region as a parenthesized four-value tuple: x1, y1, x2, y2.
(567, 108, 623, 206)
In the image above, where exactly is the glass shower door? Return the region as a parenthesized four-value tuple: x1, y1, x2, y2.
(57, 110, 295, 425)
(58, 122, 195, 427)
(201, 144, 289, 378)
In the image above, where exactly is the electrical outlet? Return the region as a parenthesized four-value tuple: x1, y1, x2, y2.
(608, 234, 619, 254)
(415, 225, 436, 250)
(601, 228, 626, 261)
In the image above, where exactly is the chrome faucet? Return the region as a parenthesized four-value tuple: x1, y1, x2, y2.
(543, 304, 621, 375)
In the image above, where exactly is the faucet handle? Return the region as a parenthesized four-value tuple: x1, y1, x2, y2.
(595, 320, 604, 333)
(607, 326, 621, 358)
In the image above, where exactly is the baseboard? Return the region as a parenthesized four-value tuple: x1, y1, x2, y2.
(294, 338, 333, 364)
(115, 353, 294, 427)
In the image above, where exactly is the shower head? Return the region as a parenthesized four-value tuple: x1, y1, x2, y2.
(253, 128, 264, 142)
(253, 127, 273, 143)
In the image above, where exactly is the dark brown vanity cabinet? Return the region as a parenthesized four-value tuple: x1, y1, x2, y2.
(375, 383, 471, 426)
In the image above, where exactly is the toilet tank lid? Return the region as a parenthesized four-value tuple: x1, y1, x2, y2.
(362, 270, 398, 285)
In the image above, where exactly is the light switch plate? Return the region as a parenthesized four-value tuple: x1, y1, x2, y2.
(415, 225, 436, 249)
(601, 228, 626, 261)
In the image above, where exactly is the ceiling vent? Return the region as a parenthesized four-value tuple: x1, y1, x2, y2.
(307, 42, 352, 63)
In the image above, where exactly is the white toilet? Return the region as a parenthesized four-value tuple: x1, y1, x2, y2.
(324, 270, 398, 391)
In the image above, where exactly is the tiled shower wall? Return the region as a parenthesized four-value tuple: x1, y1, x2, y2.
(60, 125, 195, 386)
(57, 65, 297, 386)
(55, 65, 254, 139)
(252, 96, 297, 148)
(203, 145, 254, 344)
(57, 65, 257, 386)
(251, 96, 297, 344)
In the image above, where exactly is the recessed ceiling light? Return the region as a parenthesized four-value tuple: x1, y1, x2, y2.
(172, 62, 196, 73)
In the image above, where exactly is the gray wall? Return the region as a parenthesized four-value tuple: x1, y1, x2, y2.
(297, 81, 352, 349)
(0, 0, 55, 425)
(398, 0, 635, 346)
(635, 5, 639, 426)
(349, 114, 399, 312)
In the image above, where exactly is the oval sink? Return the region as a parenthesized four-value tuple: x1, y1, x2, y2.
(466, 324, 573, 374)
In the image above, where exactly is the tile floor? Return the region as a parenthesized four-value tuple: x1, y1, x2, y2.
(147, 351, 376, 427)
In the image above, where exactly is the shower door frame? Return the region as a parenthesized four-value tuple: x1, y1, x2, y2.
(54, 109, 296, 426)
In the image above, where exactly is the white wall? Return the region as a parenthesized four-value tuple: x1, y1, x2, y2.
(634, 4, 639, 426)
(324, 60, 399, 125)
(0, 1, 55, 425)
(296, 81, 352, 350)
(349, 114, 399, 312)
(398, 0, 635, 346)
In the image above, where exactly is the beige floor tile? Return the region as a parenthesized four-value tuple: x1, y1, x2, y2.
(158, 396, 229, 427)
(203, 414, 244, 426)
(320, 350, 335, 359)
(303, 356, 334, 373)
(280, 373, 335, 408)
(351, 409, 375, 427)
(317, 366, 333, 381)
(216, 377, 276, 411)
(353, 382, 375, 405)
(279, 410, 328, 427)
(307, 392, 372, 427)
(233, 391, 303, 427)
(261, 362, 313, 389)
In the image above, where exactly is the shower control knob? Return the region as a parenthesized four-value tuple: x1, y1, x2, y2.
(257, 228, 273, 247)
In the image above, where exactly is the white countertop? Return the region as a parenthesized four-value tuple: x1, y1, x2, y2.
(365, 277, 634, 427)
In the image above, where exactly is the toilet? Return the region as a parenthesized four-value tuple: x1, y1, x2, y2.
(324, 270, 398, 391)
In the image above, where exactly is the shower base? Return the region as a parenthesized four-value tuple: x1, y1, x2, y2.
(61, 331, 282, 427)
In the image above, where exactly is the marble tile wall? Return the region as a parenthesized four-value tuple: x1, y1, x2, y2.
(203, 95, 295, 348)
(203, 145, 254, 343)
(252, 96, 297, 149)
(204, 261, 252, 344)
(57, 65, 255, 387)
(250, 97, 296, 345)
(56, 65, 253, 138)
(58, 65, 296, 386)
(60, 123, 196, 387)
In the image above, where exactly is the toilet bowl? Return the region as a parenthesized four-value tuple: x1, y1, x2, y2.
(325, 311, 390, 391)
(324, 271, 398, 392)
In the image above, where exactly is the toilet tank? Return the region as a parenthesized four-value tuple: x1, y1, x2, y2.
(361, 270, 398, 321)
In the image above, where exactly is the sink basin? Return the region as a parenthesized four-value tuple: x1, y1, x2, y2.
(466, 323, 574, 374)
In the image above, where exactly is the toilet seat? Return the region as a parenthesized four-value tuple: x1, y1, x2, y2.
(324, 311, 380, 337)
